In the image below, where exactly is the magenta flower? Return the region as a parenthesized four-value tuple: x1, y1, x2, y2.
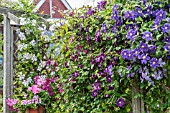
(92, 90, 98, 97)
(116, 98, 125, 107)
(6, 98, 18, 107)
(21, 100, 27, 105)
(108, 85, 114, 90)
(28, 85, 41, 94)
(95, 30, 101, 42)
(106, 76, 112, 82)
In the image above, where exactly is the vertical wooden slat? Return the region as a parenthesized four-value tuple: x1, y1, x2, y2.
(140, 96, 144, 113)
(10, 27, 13, 96)
(132, 84, 144, 113)
(3, 14, 12, 113)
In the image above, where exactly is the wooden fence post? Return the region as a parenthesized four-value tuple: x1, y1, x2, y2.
(10, 27, 14, 96)
(3, 14, 12, 113)
(132, 83, 144, 113)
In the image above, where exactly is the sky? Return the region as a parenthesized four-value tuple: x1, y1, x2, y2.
(66, 0, 101, 8)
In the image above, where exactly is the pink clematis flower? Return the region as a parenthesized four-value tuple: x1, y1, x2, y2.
(28, 85, 41, 94)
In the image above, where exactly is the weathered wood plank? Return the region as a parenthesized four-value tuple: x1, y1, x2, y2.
(132, 83, 144, 113)
(0, 6, 22, 15)
(3, 14, 12, 113)
(10, 27, 14, 96)
(0, 6, 49, 18)
(7, 12, 20, 25)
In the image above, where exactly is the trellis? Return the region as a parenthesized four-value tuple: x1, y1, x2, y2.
(0, 6, 49, 113)
(0, 5, 146, 113)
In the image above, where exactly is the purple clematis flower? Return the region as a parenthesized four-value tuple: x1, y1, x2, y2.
(74, 71, 79, 77)
(95, 30, 101, 42)
(126, 29, 136, 41)
(142, 0, 147, 5)
(127, 73, 135, 78)
(127, 50, 134, 60)
(111, 10, 119, 20)
(86, 7, 95, 16)
(111, 26, 117, 33)
(106, 76, 112, 82)
(90, 57, 95, 64)
(121, 49, 129, 59)
(92, 74, 98, 79)
(114, 17, 123, 26)
(138, 53, 150, 64)
(97, 0, 107, 10)
(164, 43, 170, 53)
(104, 94, 110, 98)
(92, 90, 98, 97)
(163, 36, 170, 42)
(124, 11, 131, 19)
(125, 24, 133, 30)
(108, 65, 112, 76)
(112, 4, 118, 11)
(152, 70, 163, 80)
(116, 98, 125, 108)
(102, 24, 108, 33)
(148, 45, 157, 54)
(155, 9, 166, 21)
(150, 58, 159, 68)
(141, 72, 152, 82)
(136, 6, 143, 17)
(139, 42, 148, 52)
(152, 22, 160, 31)
(142, 31, 153, 42)
(92, 82, 101, 91)
(161, 23, 170, 33)
(158, 58, 165, 67)
(86, 35, 91, 43)
(96, 56, 101, 63)
(133, 24, 139, 31)
(108, 85, 114, 90)
(130, 10, 137, 20)
(132, 47, 141, 57)
(144, 6, 152, 15)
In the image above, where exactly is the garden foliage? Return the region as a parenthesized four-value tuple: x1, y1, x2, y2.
(6, 0, 170, 113)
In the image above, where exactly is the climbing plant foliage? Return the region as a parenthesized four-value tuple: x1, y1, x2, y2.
(6, 0, 170, 113)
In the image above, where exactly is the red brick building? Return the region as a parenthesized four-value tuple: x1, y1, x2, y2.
(34, 0, 72, 18)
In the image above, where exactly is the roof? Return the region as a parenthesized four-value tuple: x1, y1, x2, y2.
(61, 0, 72, 10)
(34, 0, 72, 18)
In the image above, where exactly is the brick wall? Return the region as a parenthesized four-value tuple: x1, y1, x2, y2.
(35, 0, 68, 18)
